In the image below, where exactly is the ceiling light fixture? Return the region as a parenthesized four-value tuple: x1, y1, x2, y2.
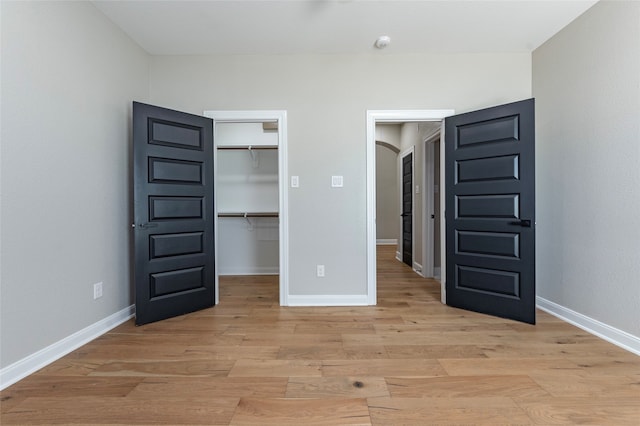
(374, 35, 391, 49)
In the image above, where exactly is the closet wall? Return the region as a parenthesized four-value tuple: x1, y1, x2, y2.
(216, 122, 280, 275)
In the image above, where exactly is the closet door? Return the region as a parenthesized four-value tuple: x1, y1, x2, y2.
(133, 102, 215, 325)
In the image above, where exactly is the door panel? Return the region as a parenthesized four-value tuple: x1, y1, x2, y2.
(133, 102, 214, 325)
(456, 230, 519, 258)
(148, 157, 203, 184)
(445, 99, 535, 324)
(456, 194, 519, 218)
(401, 152, 413, 267)
(149, 232, 204, 259)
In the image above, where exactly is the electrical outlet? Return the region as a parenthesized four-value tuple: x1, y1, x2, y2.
(93, 282, 103, 300)
(316, 265, 325, 277)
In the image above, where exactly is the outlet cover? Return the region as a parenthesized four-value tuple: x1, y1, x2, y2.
(316, 265, 325, 277)
(331, 176, 343, 187)
(93, 282, 103, 300)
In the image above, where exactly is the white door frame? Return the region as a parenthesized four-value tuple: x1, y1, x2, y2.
(203, 110, 289, 306)
(422, 130, 441, 279)
(366, 110, 454, 305)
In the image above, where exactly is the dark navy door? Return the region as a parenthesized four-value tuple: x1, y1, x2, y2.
(401, 152, 413, 267)
(445, 99, 535, 324)
(133, 102, 215, 325)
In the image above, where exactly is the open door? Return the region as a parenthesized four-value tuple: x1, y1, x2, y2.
(401, 151, 413, 267)
(445, 99, 535, 324)
(133, 102, 215, 325)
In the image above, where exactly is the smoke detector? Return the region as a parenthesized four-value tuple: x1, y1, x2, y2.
(374, 35, 391, 49)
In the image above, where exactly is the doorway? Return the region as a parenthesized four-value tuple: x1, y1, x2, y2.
(203, 110, 289, 306)
(366, 110, 454, 305)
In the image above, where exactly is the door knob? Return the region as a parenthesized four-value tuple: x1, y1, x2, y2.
(509, 219, 531, 227)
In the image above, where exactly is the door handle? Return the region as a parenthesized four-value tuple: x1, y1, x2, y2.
(509, 219, 531, 227)
(400, 213, 410, 217)
(137, 223, 158, 230)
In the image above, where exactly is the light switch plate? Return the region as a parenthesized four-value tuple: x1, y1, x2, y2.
(331, 176, 343, 187)
(291, 176, 299, 188)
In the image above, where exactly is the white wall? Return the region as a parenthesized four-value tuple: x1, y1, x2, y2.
(375, 123, 401, 243)
(150, 53, 531, 297)
(533, 1, 640, 338)
(375, 144, 398, 241)
(216, 131, 280, 275)
(0, 2, 149, 369)
(375, 124, 401, 151)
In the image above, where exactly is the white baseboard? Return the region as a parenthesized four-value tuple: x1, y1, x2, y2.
(376, 239, 398, 245)
(413, 262, 424, 277)
(536, 296, 640, 356)
(0, 305, 135, 390)
(395, 252, 402, 262)
(287, 295, 370, 306)
(218, 267, 279, 276)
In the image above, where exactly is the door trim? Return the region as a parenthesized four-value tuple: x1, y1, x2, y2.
(422, 130, 441, 280)
(366, 110, 454, 305)
(203, 110, 289, 306)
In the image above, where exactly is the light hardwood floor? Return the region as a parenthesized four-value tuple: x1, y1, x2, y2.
(2, 245, 639, 424)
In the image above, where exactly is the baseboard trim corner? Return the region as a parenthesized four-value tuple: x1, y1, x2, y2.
(536, 296, 640, 356)
(0, 305, 135, 390)
(413, 261, 424, 277)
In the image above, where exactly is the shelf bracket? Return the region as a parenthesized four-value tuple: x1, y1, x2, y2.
(243, 212, 254, 231)
(248, 145, 259, 168)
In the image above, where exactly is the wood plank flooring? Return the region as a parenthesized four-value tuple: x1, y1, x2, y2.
(2, 245, 639, 424)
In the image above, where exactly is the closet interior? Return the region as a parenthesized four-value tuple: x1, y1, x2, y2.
(216, 121, 280, 277)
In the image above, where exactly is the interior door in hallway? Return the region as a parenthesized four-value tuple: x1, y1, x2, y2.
(133, 102, 215, 325)
(444, 99, 536, 324)
(401, 151, 413, 267)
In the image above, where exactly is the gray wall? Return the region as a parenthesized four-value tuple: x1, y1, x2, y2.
(0, 2, 149, 368)
(375, 124, 401, 245)
(1, 2, 533, 371)
(149, 53, 531, 296)
(533, 0, 640, 337)
(375, 144, 399, 241)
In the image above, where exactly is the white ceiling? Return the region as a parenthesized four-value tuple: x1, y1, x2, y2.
(92, 0, 597, 56)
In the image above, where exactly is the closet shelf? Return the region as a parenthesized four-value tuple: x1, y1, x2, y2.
(218, 212, 279, 218)
(217, 145, 277, 150)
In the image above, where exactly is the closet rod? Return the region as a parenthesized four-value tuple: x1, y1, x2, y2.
(218, 212, 279, 218)
(217, 145, 277, 150)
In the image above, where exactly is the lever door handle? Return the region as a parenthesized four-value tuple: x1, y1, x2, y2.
(509, 219, 531, 227)
(138, 223, 158, 230)
(400, 213, 410, 217)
